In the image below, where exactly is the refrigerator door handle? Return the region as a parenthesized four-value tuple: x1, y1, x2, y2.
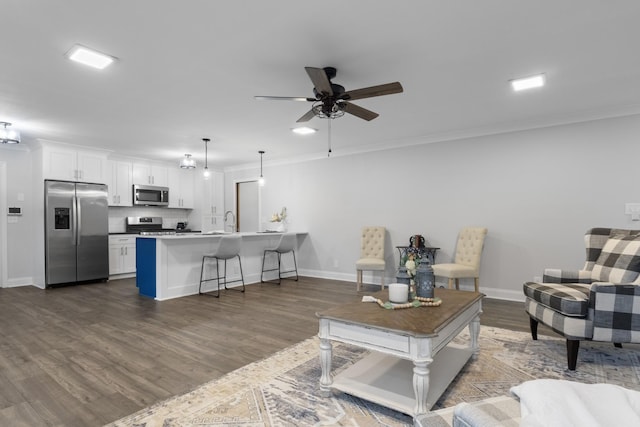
(72, 196, 78, 246)
(76, 198, 82, 246)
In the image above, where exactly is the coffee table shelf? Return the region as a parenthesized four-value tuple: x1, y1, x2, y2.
(332, 342, 473, 415)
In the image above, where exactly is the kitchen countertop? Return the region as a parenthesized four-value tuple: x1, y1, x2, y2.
(136, 231, 306, 239)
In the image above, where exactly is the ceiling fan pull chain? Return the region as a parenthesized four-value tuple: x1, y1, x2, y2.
(328, 119, 332, 157)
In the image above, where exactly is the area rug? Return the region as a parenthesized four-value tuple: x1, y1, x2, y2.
(107, 327, 640, 427)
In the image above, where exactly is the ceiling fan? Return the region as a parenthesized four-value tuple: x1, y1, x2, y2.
(255, 67, 403, 123)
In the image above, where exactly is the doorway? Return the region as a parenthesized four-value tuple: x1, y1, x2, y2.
(235, 180, 260, 232)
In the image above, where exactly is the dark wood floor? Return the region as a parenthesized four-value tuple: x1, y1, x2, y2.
(0, 277, 543, 426)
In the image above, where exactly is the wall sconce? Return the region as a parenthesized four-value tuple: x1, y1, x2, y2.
(0, 122, 20, 144)
(179, 154, 196, 169)
(258, 150, 265, 187)
(203, 138, 210, 179)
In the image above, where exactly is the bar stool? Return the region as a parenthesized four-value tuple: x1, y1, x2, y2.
(261, 233, 299, 284)
(199, 234, 245, 297)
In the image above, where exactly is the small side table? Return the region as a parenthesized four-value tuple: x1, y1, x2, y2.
(396, 246, 439, 266)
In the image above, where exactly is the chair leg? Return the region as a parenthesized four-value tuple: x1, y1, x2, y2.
(448, 278, 454, 289)
(356, 270, 362, 291)
(567, 339, 580, 371)
(474, 277, 479, 292)
(261, 250, 282, 285)
(215, 259, 221, 298)
(224, 255, 245, 292)
(199, 256, 221, 297)
(278, 252, 282, 285)
(198, 256, 206, 294)
(238, 255, 245, 292)
(380, 272, 384, 290)
(455, 278, 460, 290)
(261, 250, 267, 283)
(290, 251, 299, 282)
(529, 317, 538, 340)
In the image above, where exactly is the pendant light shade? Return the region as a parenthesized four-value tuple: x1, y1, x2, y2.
(203, 138, 210, 179)
(179, 154, 196, 169)
(258, 150, 265, 187)
(0, 122, 20, 144)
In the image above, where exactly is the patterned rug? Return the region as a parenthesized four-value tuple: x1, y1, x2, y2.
(107, 327, 640, 427)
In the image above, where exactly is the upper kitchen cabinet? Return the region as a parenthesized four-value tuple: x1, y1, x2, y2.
(167, 168, 195, 209)
(107, 160, 132, 206)
(132, 162, 168, 187)
(42, 144, 109, 183)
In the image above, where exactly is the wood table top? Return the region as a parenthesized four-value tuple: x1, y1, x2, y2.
(316, 288, 484, 337)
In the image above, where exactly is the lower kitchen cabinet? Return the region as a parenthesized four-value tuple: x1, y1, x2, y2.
(109, 235, 137, 275)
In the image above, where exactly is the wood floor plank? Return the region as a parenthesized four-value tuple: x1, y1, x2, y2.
(0, 276, 535, 425)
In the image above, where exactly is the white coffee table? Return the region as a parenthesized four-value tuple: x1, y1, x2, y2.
(317, 288, 483, 423)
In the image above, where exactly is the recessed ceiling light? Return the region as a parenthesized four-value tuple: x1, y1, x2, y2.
(510, 74, 545, 92)
(291, 126, 317, 135)
(65, 44, 116, 69)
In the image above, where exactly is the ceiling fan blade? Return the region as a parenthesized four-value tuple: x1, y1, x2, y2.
(254, 96, 315, 101)
(305, 67, 333, 96)
(296, 109, 316, 123)
(340, 82, 403, 101)
(343, 102, 379, 121)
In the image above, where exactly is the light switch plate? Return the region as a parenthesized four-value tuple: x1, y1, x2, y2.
(625, 203, 640, 214)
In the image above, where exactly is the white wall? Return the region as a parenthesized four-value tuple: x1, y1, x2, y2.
(224, 114, 640, 300)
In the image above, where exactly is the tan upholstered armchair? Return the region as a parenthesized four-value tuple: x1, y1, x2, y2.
(432, 227, 488, 291)
(355, 226, 386, 291)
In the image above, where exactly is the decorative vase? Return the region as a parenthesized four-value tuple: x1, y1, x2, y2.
(415, 257, 435, 298)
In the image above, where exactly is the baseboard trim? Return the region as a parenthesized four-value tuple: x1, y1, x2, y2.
(298, 269, 525, 302)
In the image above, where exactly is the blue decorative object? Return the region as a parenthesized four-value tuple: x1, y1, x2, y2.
(395, 266, 411, 285)
(415, 257, 435, 298)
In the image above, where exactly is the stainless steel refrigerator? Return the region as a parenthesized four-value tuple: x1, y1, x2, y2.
(45, 180, 109, 286)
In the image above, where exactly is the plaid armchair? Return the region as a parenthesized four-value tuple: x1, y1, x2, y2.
(523, 228, 640, 370)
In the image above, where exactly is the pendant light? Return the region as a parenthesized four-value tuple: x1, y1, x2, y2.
(0, 122, 20, 144)
(179, 154, 196, 169)
(258, 150, 265, 186)
(203, 138, 210, 179)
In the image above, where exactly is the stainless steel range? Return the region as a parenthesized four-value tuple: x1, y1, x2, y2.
(126, 216, 176, 235)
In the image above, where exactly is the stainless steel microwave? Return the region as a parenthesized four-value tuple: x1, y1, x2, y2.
(133, 185, 169, 206)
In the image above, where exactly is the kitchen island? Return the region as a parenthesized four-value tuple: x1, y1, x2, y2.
(136, 232, 307, 300)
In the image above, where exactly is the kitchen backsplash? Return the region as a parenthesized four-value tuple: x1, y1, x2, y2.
(108, 207, 191, 233)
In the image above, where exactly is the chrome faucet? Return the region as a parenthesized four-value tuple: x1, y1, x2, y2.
(224, 210, 236, 232)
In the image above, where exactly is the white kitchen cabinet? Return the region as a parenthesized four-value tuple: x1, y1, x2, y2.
(203, 170, 224, 216)
(200, 171, 225, 231)
(42, 145, 108, 183)
(168, 168, 195, 209)
(109, 236, 136, 275)
(132, 162, 168, 186)
(107, 160, 132, 206)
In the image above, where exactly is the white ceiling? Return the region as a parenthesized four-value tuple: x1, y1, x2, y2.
(2, 1, 640, 169)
